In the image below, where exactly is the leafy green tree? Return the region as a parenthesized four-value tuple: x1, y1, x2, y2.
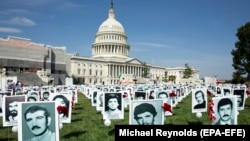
(231, 22, 250, 81)
(183, 63, 193, 79)
(168, 75, 176, 84)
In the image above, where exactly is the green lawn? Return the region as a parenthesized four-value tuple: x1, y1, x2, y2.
(1, 91, 250, 141)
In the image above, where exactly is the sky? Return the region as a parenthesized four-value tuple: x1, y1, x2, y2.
(0, 0, 250, 80)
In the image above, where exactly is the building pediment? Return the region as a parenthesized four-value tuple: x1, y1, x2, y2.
(125, 58, 143, 65)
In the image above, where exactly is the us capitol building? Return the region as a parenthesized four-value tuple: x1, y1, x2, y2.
(0, 3, 200, 86)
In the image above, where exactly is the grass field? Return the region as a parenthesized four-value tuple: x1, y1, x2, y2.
(1, 91, 250, 141)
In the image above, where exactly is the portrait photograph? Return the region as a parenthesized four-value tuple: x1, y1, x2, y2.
(223, 87, 232, 96)
(96, 91, 104, 111)
(129, 99, 164, 125)
(18, 101, 59, 141)
(156, 90, 172, 116)
(91, 90, 98, 107)
(147, 89, 156, 100)
(2, 95, 27, 127)
(192, 88, 207, 113)
(41, 90, 51, 101)
(51, 94, 72, 123)
(69, 89, 78, 104)
(212, 96, 237, 125)
(27, 91, 40, 102)
(121, 90, 131, 108)
(134, 91, 146, 101)
(215, 86, 222, 96)
(0, 91, 7, 117)
(103, 92, 124, 120)
(232, 88, 246, 110)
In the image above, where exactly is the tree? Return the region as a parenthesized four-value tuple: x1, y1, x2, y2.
(183, 63, 193, 79)
(231, 22, 250, 81)
(142, 62, 150, 78)
(168, 75, 176, 84)
(162, 71, 168, 83)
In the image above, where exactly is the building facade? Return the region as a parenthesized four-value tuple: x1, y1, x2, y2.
(68, 4, 201, 85)
(0, 3, 201, 87)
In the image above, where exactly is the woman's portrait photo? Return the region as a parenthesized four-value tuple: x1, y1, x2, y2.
(18, 101, 59, 141)
(129, 99, 164, 125)
(51, 94, 72, 123)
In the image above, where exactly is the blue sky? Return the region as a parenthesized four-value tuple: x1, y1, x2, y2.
(0, 0, 250, 80)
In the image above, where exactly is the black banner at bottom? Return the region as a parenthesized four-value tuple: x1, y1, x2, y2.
(115, 125, 250, 140)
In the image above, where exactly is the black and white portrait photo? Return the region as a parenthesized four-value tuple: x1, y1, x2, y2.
(212, 96, 237, 125)
(192, 88, 207, 113)
(134, 91, 146, 100)
(103, 92, 124, 120)
(232, 88, 245, 110)
(51, 94, 72, 123)
(96, 91, 104, 111)
(27, 91, 39, 102)
(18, 101, 59, 141)
(91, 90, 98, 106)
(129, 99, 164, 125)
(2, 95, 27, 127)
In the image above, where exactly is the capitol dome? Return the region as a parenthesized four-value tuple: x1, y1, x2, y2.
(97, 8, 125, 34)
(92, 4, 130, 59)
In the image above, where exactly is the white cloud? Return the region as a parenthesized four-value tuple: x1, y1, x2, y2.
(0, 27, 22, 33)
(10, 17, 36, 26)
(134, 42, 174, 48)
(0, 17, 36, 26)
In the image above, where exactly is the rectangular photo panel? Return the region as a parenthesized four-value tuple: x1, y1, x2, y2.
(103, 92, 124, 120)
(232, 88, 246, 111)
(212, 95, 237, 125)
(18, 101, 59, 141)
(129, 99, 164, 125)
(192, 88, 207, 113)
(96, 91, 104, 111)
(2, 95, 26, 127)
(134, 91, 146, 101)
(51, 94, 72, 123)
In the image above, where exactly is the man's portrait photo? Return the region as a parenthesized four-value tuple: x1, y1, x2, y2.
(103, 92, 124, 120)
(232, 89, 245, 110)
(51, 94, 72, 123)
(129, 99, 164, 125)
(41, 91, 51, 101)
(212, 96, 237, 125)
(134, 91, 146, 100)
(2, 95, 26, 127)
(223, 87, 231, 96)
(18, 101, 59, 141)
(27, 91, 39, 102)
(192, 89, 207, 113)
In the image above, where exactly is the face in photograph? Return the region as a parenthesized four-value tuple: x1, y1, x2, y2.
(20, 102, 58, 141)
(52, 95, 70, 120)
(213, 97, 236, 125)
(104, 93, 123, 119)
(233, 89, 244, 108)
(134, 92, 146, 100)
(43, 92, 50, 101)
(131, 100, 163, 125)
(134, 103, 157, 125)
(4, 96, 26, 126)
